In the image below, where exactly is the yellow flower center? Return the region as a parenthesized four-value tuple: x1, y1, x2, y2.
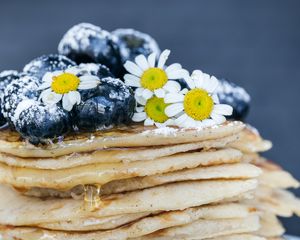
(184, 88, 214, 121)
(51, 73, 80, 94)
(145, 97, 169, 123)
(140, 68, 168, 90)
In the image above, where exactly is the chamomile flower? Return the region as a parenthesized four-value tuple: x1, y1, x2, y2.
(123, 49, 189, 101)
(38, 67, 100, 111)
(132, 96, 174, 127)
(164, 70, 233, 128)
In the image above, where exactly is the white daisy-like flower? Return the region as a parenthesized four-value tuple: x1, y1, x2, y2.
(123, 49, 189, 101)
(164, 70, 233, 129)
(132, 96, 174, 127)
(38, 67, 100, 111)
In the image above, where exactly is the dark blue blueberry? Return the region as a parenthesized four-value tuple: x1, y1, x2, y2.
(73, 77, 135, 132)
(76, 63, 114, 79)
(0, 70, 20, 127)
(23, 54, 76, 82)
(14, 101, 71, 145)
(1, 75, 40, 126)
(111, 28, 160, 78)
(216, 79, 251, 121)
(58, 23, 121, 76)
(111, 28, 160, 64)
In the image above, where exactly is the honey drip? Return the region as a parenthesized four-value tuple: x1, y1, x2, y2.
(83, 184, 102, 211)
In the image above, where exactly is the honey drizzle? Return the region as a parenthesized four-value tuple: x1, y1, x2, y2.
(83, 184, 102, 211)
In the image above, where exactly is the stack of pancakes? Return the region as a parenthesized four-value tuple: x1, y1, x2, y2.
(0, 121, 298, 240)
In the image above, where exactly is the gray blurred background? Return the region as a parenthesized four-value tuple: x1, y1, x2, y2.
(0, 0, 299, 234)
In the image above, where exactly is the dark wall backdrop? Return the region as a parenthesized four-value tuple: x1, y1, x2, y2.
(0, 0, 299, 234)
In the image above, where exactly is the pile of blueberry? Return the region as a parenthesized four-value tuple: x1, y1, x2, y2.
(0, 23, 250, 145)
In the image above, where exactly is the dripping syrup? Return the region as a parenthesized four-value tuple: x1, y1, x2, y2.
(83, 184, 102, 211)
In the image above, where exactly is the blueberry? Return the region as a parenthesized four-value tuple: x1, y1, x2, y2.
(216, 79, 250, 121)
(73, 77, 135, 132)
(58, 23, 121, 76)
(76, 63, 114, 79)
(23, 54, 76, 82)
(111, 28, 160, 64)
(0, 70, 20, 127)
(14, 100, 71, 145)
(1, 75, 40, 126)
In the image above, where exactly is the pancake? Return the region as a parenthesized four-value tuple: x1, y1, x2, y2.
(0, 215, 260, 240)
(254, 186, 300, 217)
(255, 213, 285, 237)
(229, 126, 272, 153)
(205, 235, 266, 240)
(0, 180, 257, 225)
(0, 134, 239, 170)
(0, 148, 242, 190)
(0, 121, 244, 158)
(254, 158, 300, 189)
(134, 215, 260, 240)
(24, 163, 261, 198)
(38, 203, 255, 231)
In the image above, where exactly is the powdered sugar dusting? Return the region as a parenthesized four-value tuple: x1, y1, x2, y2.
(217, 80, 250, 102)
(13, 99, 37, 124)
(103, 77, 131, 101)
(1, 75, 39, 120)
(142, 126, 178, 136)
(58, 23, 110, 54)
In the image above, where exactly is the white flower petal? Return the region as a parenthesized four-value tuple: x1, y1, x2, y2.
(213, 104, 233, 116)
(79, 75, 100, 83)
(165, 63, 182, 75)
(67, 91, 81, 105)
(195, 121, 204, 129)
(40, 89, 62, 105)
(191, 70, 203, 79)
(65, 67, 81, 75)
(51, 70, 64, 77)
(124, 74, 141, 87)
(147, 52, 156, 68)
(135, 95, 147, 105)
(157, 49, 170, 69)
(163, 80, 181, 93)
(41, 72, 54, 83)
(164, 118, 175, 126)
(165, 103, 184, 117)
(200, 73, 212, 91)
(62, 94, 73, 111)
(201, 119, 216, 128)
(210, 112, 226, 124)
(38, 82, 52, 90)
(174, 113, 188, 126)
(212, 94, 220, 104)
(136, 107, 144, 113)
(142, 89, 153, 100)
(132, 112, 147, 122)
(154, 122, 165, 128)
(184, 117, 197, 128)
(154, 89, 166, 98)
(124, 61, 143, 77)
(164, 92, 185, 103)
(167, 69, 189, 80)
(184, 77, 195, 89)
(135, 87, 144, 96)
(203, 76, 219, 93)
(193, 77, 204, 89)
(78, 75, 100, 89)
(180, 88, 189, 94)
(135, 55, 149, 71)
(144, 118, 154, 126)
